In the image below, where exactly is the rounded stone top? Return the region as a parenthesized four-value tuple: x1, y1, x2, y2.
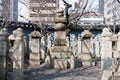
(81, 30, 93, 38)
(102, 28, 110, 32)
(13, 30, 17, 35)
(9, 35, 15, 40)
(56, 8, 64, 13)
(54, 23, 66, 30)
(29, 31, 41, 37)
(16, 28, 23, 33)
(101, 28, 112, 37)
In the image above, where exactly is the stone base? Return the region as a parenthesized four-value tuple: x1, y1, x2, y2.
(54, 59, 67, 70)
(81, 61, 92, 67)
(29, 60, 40, 66)
(51, 52, 70, 59)
(101, 70, 112, 80)
(30, 53, 40, 60)
(51, 46, 70, 59)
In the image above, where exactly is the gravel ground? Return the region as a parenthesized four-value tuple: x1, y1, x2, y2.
(24, 63, 101, 80)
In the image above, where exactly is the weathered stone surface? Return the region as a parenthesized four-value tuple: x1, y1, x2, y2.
(54, 31, 66, 40)
(54, 59, 67, 69)
(79, 53, 92, 61)
(29, 60, 40, 66)
(94, 36, 101, 58)
(56, 13, 64, 17)
(29, 31, 41, 65)
(101, 28, 113, 37)
(0, 28, 8, 80)
(101, 28, 112, 70)
(29, 31, 41, 37)
(29, 53, 41, 66)
(9, 28, 25, 80)
(54, 17, 67, 23)
(69, 56, 75, 69)
(45, 55, 51, 68)
(101, 70, 112, 80)
(81, 30, 93, 38)
(51, 46, 68, 52)
(41, 37, 45, 60)
(30, 53, 41, 60)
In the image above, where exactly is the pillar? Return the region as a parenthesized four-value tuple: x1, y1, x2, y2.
(101, 28, 113, 80)
(0, 28, 8, 80)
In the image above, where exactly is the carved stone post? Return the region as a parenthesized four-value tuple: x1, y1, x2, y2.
(80, 30, 93, 66)
(101, 28, 113, 70)
(101, 28, 113, 80)
(12, 28, 25, 80)
(29, 31, 41, 65)
(0, 28, 8, 80)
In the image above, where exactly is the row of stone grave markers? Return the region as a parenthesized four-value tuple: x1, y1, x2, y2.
(43, 29, 102, 68)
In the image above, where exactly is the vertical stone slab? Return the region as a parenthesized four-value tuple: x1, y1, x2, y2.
(7, 30, 16, 80)
(12, 28, 25, 80)
(29, 31, 41, 65)
(101, 28, 113, 80)
(0, 28, 8, 80)
(80, 30, 93, 66)
(101, 28, 113, 70)
(81, 30, 93, 55)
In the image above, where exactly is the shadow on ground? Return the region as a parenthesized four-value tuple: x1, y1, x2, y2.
(24, 64, 101, 80)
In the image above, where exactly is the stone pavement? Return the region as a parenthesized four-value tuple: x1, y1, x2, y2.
(24, 64, 101, 80)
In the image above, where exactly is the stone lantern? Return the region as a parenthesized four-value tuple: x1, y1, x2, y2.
(51, 8, 68, 59)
